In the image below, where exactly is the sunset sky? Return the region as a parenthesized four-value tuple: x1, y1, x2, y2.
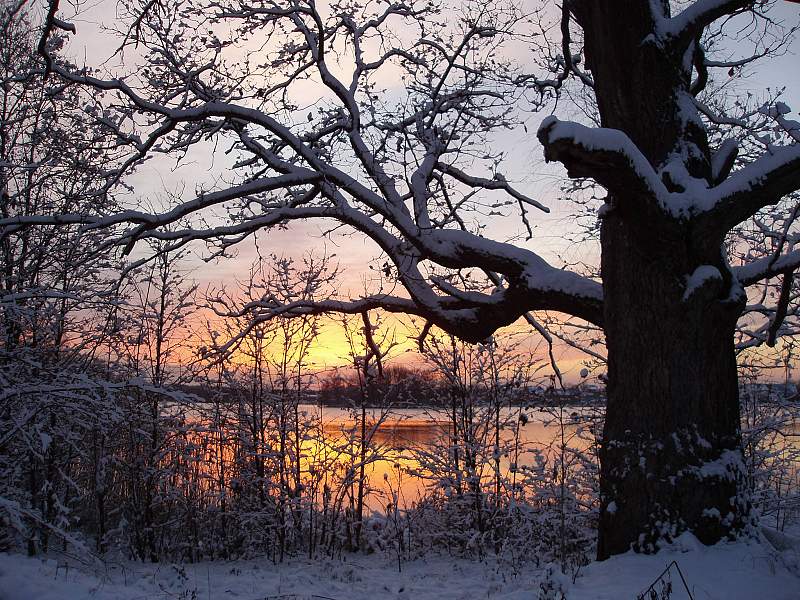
(59, 0, 800, 382)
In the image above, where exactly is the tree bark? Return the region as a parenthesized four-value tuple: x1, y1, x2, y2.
(598, 209, 749, 559)
(566, 1, 754, 559)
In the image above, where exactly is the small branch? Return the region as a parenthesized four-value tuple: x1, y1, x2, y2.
(736, 248, 800, 287)
(766, 270, 795, 347)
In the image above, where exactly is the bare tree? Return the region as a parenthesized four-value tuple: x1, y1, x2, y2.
(18, 0, 800, 559)
(206, 250, 336, 559)
(0, 0, 129, 557)
(118, 242, 198, 561)
(338, 309, 396, 550)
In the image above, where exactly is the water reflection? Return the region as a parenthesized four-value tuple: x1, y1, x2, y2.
(308, 406, 597, 510)
(317, 407, 589, 443)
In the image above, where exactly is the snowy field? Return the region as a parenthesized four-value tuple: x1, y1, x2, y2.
(1, 532, 798, 600)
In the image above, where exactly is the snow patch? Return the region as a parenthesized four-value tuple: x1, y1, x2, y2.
(697, 449, 744, 480)
(569, 533, 799, 600)
(683, 265, 722, 301)
(0, 534, 797, 600)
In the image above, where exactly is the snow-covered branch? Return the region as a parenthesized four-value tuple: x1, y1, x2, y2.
(700, 143, 800, 232)
(20, 0, 606, 338)
(658, 0, 756, 43)
(735, 248, 800, 286)
(537, 116, 668, 210)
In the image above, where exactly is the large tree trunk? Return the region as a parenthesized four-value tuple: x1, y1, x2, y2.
(568, 1, 753, 559)
(597, 211, 750, 559)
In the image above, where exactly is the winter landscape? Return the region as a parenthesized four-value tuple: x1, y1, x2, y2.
(2, 0, 800, 598)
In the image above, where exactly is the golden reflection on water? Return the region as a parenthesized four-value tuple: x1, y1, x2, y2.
(308, 407, 596, 511)
(179, 405, 597, 513)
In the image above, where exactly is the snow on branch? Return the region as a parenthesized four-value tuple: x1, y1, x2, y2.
(538, 111, 800, 229)
(211, 270, 602, 346)
(537, 116, 669, 208)
(658, 0, 756, 42)
(698, 142, 800, 232)
(25, 0, 605, 340)
(734, 248, 800, 286)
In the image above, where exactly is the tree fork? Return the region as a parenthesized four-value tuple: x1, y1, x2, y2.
(567, 0, 757, 558)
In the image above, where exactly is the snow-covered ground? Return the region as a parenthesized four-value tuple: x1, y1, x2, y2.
(1, 532, 797, 599)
